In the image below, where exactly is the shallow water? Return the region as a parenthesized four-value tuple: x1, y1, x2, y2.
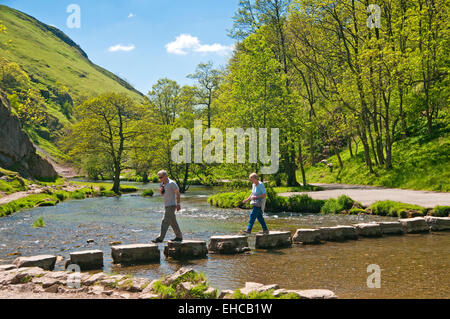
(0, 183, 448, 298)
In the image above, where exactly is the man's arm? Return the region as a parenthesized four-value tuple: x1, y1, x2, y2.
(174, 188, 181, 211)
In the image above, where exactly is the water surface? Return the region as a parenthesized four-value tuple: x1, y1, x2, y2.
(0, 184, 448, 298)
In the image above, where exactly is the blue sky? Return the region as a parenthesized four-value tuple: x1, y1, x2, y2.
(2, 0, 239, 94)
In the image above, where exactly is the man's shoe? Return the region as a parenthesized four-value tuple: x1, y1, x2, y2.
(170, 237, 183, 242)
(151, 238, 163, 243)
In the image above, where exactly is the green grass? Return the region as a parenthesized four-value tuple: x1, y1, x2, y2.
(152, 271, 215, 299)
(303, 132, 450, 192)
(32, 217, 45, 228)
(430, 206, 450, 217)
(142, 189, 154, 197)
(320, 195, 358, 215)
(233, 289, 300, 299)
(0, 4, 144, 163)
(0, 186, 98, 217)
(368, 200, 427, 218)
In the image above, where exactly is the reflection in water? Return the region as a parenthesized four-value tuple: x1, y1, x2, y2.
(0, 184, 448, 298)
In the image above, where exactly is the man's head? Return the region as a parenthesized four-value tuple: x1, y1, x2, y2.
(157, 170, 169, 183)
(249, 173, 259, 183)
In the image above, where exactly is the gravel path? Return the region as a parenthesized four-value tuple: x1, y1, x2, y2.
(279, 183, 450, 207)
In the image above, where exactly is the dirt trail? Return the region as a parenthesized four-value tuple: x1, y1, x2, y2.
(33, 144, 78, 178)
(279, 183, 450, 207)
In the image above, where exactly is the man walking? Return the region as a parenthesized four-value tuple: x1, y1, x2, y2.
(152, 170, 183, 243)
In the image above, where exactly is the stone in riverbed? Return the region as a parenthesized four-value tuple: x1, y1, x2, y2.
(255, 231, 292, 249)
(66, 250, 103, 271)
(111, 244, 160, 265)
(238, 282, 280, 295)
(162, 267, 196, 286)
(354, 223, 383, 237)
(13, 255, 56, 271)
(424, 216, 450, 231)
(208, 235, 250, 254)
(163, 240, 207, 260)
(292, 229, 322, 244)
(294, 289, 338, 299)
(399, 217, 430, 233)
(378, 221, 404, 235)
(0, 264, 16, 271)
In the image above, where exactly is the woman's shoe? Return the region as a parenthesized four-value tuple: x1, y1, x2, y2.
(239, 230, 251, 235)
(151, 238, 163, 243)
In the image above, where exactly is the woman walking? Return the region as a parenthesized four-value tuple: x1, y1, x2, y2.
(241, 173, 269, 235)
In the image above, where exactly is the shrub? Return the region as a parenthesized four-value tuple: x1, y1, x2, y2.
(369, 200, 426, 218)
(32, 217, 45, 228)
(430, 206, 450, 217)
(233, 289, 300, 299)
(142, 189, 154, 197)
(349, 208, 367, 215)
(321, 195, 356, 214)
(287, 194, 324, 214)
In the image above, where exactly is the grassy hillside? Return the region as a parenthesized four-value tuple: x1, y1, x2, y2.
(303, 131, 450, 192)
(0, 5, 144, 162)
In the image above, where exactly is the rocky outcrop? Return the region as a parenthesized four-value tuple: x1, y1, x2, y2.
(354, 223, 383, 237)
(0, 91, 57, 179)
(0, 263, 339, 299)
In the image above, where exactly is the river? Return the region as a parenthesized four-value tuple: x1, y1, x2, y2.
(0, 183, 449, 298)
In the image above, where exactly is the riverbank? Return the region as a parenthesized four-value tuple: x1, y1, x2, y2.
(208, 188, 450, 217)
(0, 179, 142, 217)
(0, 266, 333, 299)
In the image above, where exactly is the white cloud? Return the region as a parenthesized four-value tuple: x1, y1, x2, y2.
(108, 44, 135, 52)
(128, 13, 134, 18)
(165, 34, 233, 56)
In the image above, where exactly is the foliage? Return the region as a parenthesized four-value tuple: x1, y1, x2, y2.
(430, 206, 450, 217)
(369, 200, 427, 218)
(32, 217, 45, 228)
(320, 195, 356, 215)
(233, 289, 300, 299)
(142, 189, 154, 197)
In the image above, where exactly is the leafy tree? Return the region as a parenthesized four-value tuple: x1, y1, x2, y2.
(63, 93, 147, 194)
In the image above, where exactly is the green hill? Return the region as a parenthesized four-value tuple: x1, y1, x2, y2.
(0, 5, 144, 162)
(303, 130, 450, 192)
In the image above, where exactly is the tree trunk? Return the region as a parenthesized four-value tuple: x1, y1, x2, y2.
(298, 141, 307, 186)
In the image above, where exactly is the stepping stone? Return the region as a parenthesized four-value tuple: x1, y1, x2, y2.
(292, 229, 322, 244)
(163, 240, 208, 260)
(255, 231, 292, 249)
(111, 244, 160, 265)
(66, 250, 103, 271)
(13, 255, 56, 271)
(319, 226, 358, 241)
(378, 221, 404, 235)
(208, 235, 250, 254)
(354, 223, 383, 237)
(399, 217, 430, 233)
(424, 216, 450, 231)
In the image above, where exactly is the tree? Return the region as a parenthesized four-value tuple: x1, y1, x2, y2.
(187, 61, 222, 129)
(63, 93, 147, 194)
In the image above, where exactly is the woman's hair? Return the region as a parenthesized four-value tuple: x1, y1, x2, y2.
(249, 173, 259, 180)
